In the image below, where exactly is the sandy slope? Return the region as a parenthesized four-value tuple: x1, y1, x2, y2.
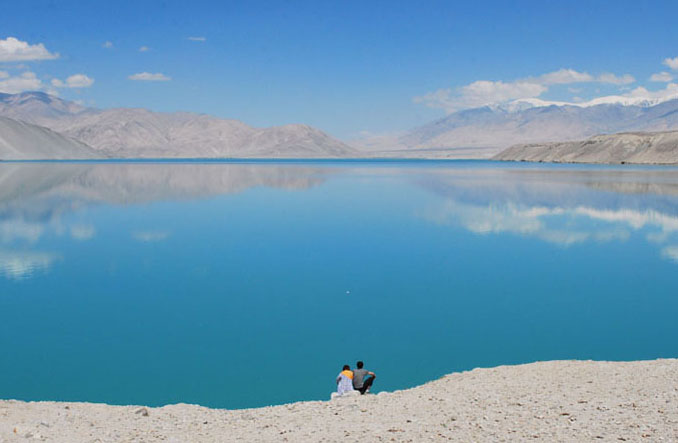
(1, 359, 677, 442)
(0, 116, 101, 160)
(494, 131, 678, 164)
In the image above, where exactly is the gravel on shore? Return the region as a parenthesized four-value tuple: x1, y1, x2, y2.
(1, 359, 677, 442)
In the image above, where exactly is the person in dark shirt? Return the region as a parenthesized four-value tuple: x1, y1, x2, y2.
(351, 360, 376, 394)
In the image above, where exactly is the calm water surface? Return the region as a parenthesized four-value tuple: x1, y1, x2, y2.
(1, 160, 677, 409)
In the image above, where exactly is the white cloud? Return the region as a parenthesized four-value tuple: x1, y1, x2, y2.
(0, 37, 59, 62)
(128, 72, 171, 81)
(139, 46, 150, 52)
(663, 57, 678, 71)
(650, 71, 674, 82)
(187, 36, 206, 42)
(623, 82, 678, 101)
(0, 70, 8, 79)
(102, 41, 113, 49)
(597, 73, 635, 85)
(51, 73, 94, 88)
(414, 81, 546, 112)
(0, 71, 43, 93)
(414, 68, 637, 113)
(535, 69, 593, 85)
(462, 80, 546, 106)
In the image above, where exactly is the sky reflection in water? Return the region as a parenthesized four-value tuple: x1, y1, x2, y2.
(0, 161, 677, 409)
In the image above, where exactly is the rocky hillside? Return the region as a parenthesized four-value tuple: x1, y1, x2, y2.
(0, 92, 356, 159)
(494, 130, 678, 164)
(0, 116, 102, 160)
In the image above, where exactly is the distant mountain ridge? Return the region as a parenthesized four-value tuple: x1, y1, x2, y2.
(493, 130, 678, 164)
(357, 98, 678, 158)
(0, 92, 91, 123)
(6, 91, 678, 161)
(0, 92, 356, 159)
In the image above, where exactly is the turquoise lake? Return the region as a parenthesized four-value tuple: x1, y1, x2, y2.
(1, 160, 677, 409)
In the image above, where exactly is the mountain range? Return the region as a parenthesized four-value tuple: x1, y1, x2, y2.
(3, 91, 678, 160)
(357, 97, 678, 158)
(0, 92, 355, 159)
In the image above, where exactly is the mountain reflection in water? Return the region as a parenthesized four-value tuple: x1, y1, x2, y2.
(2, 162, 678, 279)
(0, 162, 329, 278)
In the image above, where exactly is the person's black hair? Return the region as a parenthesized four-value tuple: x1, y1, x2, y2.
(356, 361, 364, 369)
(342, 364, 350, 371)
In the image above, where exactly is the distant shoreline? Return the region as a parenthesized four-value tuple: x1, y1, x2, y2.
(0, 157, 478, 163)
(2, 359, 677, 442)
(2, 157, 678, 168)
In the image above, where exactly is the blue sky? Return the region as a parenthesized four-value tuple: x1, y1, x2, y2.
(1, 0, 678, 138)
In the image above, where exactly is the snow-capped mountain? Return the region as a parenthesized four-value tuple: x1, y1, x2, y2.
(357, 96, 678, 158)
(498, 92, 678, 112)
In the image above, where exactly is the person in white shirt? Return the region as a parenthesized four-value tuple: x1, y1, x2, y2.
(335, 364, 355, 396)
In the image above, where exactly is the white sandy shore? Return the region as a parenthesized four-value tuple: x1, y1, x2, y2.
(1, 359, 677, 442)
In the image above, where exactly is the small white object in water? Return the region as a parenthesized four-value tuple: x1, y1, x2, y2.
(346, 290, 350, 295)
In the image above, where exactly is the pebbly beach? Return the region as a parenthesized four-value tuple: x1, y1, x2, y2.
(1, 359, 677, 442)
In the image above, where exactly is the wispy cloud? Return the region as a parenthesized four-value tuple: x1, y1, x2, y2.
(650, 71, 674, 82)
(102, 41, 113, 49)
(532, 69, 593, 85)
(0, 37, 59, 62)
(663, 57, 678, 71)
(139, 46, 150, 52)
(51, 73, 94, 88)
(187, 36, 206, 42)
(128, 72, 171, 81)
(597, 73, 635, 85)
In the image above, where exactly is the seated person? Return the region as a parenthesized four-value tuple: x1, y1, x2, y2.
(335, 364, 355, 396)
(352, 360, 376, 394)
